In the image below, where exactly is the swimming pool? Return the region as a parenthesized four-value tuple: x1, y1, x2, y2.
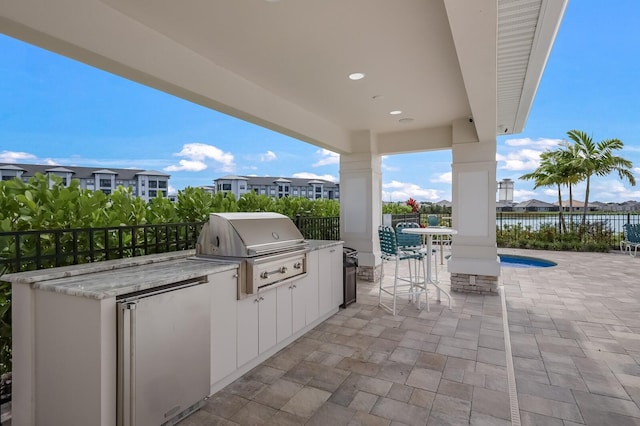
(499, 254, 556, 268)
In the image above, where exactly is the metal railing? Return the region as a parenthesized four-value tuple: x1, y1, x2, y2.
(0, 222, 205, 274)
(496, 212, 639, 246)
(294, 215, 340, 241)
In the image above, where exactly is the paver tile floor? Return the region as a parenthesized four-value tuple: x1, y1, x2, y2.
(179, 248, 640, 426)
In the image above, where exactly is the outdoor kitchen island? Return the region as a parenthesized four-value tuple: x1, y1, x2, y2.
(4, 240, 343, 426)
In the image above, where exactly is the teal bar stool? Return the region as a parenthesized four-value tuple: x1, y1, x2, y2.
(378, 226, 428, 315)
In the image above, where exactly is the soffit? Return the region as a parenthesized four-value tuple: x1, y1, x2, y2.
(100, 0, 470, 134)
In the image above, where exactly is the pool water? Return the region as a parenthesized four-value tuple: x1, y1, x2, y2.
(499, 254, 556, 268)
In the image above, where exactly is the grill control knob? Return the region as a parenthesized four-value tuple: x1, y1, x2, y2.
(279, 266, 288, 274)
(261, 271, 269, 279)
(293, 262, 302, 269)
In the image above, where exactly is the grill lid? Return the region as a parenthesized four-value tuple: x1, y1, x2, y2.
(196, 212, 307, 258)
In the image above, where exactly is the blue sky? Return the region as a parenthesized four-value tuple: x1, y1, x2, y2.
(1, 1, 639, 203)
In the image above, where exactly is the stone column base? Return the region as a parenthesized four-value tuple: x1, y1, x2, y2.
(357, 265, 382, 282)
(451, 273, 498, 295)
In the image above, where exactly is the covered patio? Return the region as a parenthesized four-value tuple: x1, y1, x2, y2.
(0, 0, 568, 288)
(182, 249, 640, 425)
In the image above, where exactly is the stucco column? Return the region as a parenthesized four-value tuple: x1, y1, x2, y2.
(448, 118, 500, 294)
(339, 131, 382, 282)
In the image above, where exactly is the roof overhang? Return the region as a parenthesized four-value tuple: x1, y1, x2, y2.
(0, 0, 567, 154)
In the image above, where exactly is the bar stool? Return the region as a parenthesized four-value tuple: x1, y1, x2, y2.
(396, 222, 438, 282)
(378, 226, 428, 315)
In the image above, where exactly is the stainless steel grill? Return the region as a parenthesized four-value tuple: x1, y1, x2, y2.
(194, 212, 309, 299)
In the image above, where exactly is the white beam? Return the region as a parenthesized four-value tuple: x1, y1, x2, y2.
(376, 126, 452, 155)
(0, 0, 351, 152)
(444, 0, 497, 142)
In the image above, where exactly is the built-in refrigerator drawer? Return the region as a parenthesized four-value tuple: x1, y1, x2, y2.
(117, 277, 211, 426)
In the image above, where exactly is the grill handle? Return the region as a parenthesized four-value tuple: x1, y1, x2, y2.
(260, 266, 288, 279)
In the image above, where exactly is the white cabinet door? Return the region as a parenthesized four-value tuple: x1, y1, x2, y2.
(318, 245, 344, 315)
(258, 287, 277, 354)
(211, 269, 238, 384)
(291, 281, 306, 334)
(317, 248, 333, 317)
(276, 284, 293, 344)
(236, 295, 259, 367)
(304, 250, 319, 324)
(330, 245, 344, 308)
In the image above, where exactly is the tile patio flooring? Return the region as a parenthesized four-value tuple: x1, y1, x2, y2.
(180, 248, 640, 426)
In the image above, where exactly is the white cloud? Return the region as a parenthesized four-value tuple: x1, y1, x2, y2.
(165, 143, 235, 172)
(512, 189, 538, 202)
(243, 165, 258, 171)
(589, 180, 640, 201)
(260, 150, 277, 162)
(168, 184, 177, 195)
(312, 149, 339, 167)
(382, 164, 400, 172)
(164, 159, 208, 172)
(430, 172, 452, 184)
(292, 172, 338, 182)
(382, 180, 441, 202)
(634, 167, 640, 175)
(504, 138, 563, 148)
(497, 148, 542, 171)
(0, 150, 37, 163)
(381, 156, 400, 172)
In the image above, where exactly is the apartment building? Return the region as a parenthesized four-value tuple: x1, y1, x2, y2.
(0, 163, 170, 202)
(213, 175, 339, 201)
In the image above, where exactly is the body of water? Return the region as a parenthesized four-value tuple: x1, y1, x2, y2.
(496, 213, 640, 233)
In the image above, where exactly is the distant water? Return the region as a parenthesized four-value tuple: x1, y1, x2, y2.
(496, 213, 640, 233)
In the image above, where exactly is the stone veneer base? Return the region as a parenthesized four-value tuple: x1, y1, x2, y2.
(357, 265, 382, 282)
(451, 272, 498, 295)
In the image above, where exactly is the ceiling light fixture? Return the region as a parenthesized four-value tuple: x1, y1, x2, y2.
(390, 110, 402, 115)
(348, 73, 365, 81)
(399, 118, 414, 123)
(372, 95, 384, 100)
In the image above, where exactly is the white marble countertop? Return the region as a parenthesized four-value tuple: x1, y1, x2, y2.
(25, 258, 237, 299)
(2, 240, 343, 300)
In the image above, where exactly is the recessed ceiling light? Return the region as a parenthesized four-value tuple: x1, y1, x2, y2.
(348, 73, 365, 81)
(372, 95, 384, 100)
(399, 118, 414, 123)
(390, 110, 402, 115)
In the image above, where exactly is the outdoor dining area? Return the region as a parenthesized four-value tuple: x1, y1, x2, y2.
(377, 219, 456, 316)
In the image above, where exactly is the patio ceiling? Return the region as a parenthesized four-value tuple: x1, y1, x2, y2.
(0, 0, 566, 155)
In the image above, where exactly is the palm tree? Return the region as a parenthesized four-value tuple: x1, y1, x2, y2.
(566, 129, 636, 228)
(520, 149, 567, 232)
(556, 142, 583, 230)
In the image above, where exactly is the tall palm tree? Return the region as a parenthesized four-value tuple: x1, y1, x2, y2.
(566, 129, 636, 228)
(520, 149, 567, 232)
(557, 142, 583, 230)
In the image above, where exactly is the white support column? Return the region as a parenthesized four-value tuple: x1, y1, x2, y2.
(448, 118, 500, 294)
(339, 131, 382, 282)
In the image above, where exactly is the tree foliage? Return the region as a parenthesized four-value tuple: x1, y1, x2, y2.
(0, 174, 342, 234)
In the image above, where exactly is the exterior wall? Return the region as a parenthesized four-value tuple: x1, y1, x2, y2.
(213, 176, 339, 201)
(0, 170, 24, 181)
(0, 164, 170, 202)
